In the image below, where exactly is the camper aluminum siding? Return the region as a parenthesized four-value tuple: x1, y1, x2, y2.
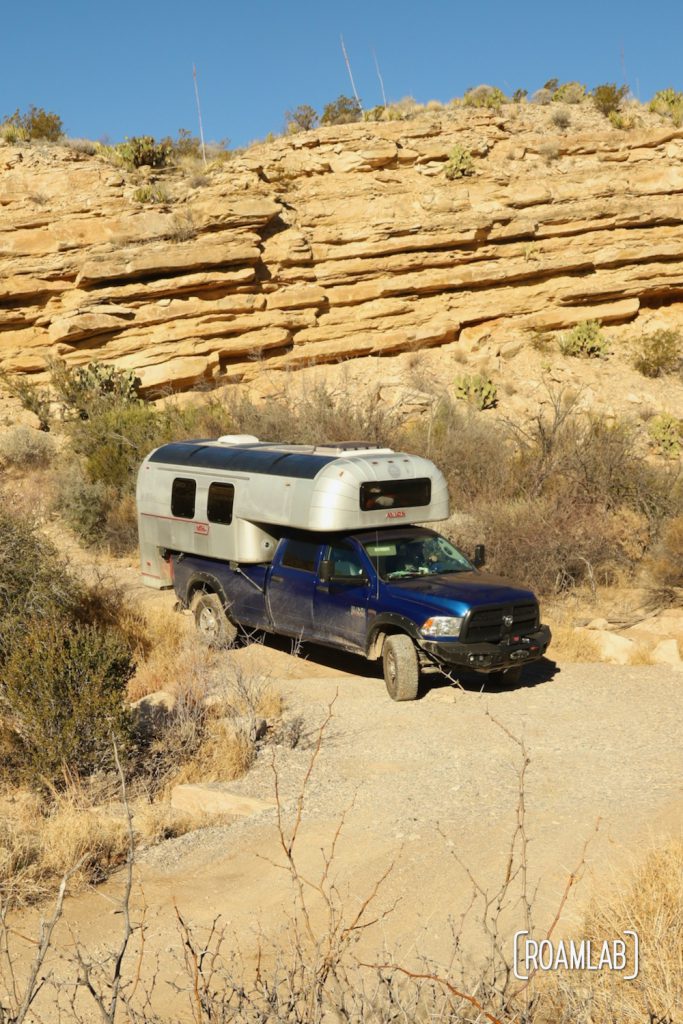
(136, 441, 449, 587)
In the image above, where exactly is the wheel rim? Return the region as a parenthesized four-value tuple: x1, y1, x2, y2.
(198, 605, 218, 638)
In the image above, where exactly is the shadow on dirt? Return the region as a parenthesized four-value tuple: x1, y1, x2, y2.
(236, 628, 559, 697)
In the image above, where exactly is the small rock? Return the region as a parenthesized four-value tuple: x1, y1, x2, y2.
(591, 629, 635, 665)
(651, 638, 682, 668)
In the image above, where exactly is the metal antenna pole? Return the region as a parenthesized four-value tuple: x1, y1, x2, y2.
(193, 64, 207, 167)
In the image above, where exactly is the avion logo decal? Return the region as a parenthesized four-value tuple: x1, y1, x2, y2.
(386, 510, 407, 519)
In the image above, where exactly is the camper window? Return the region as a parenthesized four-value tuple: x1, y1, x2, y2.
(281, 538, 320, 573)
(171, 477, 197, 519)
(360, 478, 431, 511)
(207, 482, 235, 525)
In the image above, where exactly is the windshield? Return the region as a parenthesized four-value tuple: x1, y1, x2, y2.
(362, 533, 475, 580)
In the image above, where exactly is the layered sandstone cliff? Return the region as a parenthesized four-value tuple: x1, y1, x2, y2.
(2, 104, 683, 397)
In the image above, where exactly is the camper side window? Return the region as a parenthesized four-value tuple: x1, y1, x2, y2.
(171, 477, 196, 519)
(207, 482, 235, 525)
(281, 539, 320, 573)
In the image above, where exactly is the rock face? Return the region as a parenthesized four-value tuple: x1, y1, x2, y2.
(2, 108, 683, 393)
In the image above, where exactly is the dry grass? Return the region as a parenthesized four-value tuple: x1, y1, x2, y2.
(547, 623, 601, 662)
(549, 840, 683, 1023)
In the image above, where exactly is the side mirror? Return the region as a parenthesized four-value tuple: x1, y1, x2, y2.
(473, 544, 486, 568)
(318, 559, 332, 582)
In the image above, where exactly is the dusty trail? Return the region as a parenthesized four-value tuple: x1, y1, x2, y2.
(23, 535, 682, 1019)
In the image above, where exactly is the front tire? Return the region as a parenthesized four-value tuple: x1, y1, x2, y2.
(382, 634, 420, 701)
(191, 592, 237, 647)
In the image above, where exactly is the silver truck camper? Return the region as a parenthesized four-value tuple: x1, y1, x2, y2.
(136, 437, 449, 588)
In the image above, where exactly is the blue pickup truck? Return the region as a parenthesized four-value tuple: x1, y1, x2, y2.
(137, 438, 551, 700)
(171, 526, 550, 701)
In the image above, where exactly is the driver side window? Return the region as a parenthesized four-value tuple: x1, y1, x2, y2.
(327, 543, 367, 579)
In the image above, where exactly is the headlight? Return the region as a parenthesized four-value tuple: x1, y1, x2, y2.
(421, 616, 464, 638)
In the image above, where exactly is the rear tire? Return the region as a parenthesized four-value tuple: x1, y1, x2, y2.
(488, 665, 523, 686)
(382, 634, 420, 701)
(191, 592, 237, 647)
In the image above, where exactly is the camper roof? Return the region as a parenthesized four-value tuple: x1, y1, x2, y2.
(148, 440, 394, 480)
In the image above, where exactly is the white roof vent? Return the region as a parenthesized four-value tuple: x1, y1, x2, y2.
(217, 434, 260, 445)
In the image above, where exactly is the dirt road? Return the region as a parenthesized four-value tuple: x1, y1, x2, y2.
(34, 627, 681, 1018)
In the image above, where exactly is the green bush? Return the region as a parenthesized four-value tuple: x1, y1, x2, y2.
(559, 320, 608, 358)
(592, 83, 628, 117)
(0, 616, 133, 785)
(632, 329, 682, 378)
(132, 183, 169, 204)
(0, 513, 83, 660)
(49, 360, 142, 420)
(454, 374, 498, 409)
(285, 104, 318, 131)
(320, 95, 362, 125)
(512, 89, 528, 103)
(648, 414, 683, 458)
(2, 105, 63, 141)
(553, 81, 586, 104)
(463, 85, 506, 111)
(115, 135, 170, 169)
(55, 464, 110, 546)
(649, 89, 683, 126)
(444, 144, 475, 179)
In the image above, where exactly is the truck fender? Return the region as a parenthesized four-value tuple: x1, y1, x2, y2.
(183, 570, 233, 613)
(366, 613, 421, 660)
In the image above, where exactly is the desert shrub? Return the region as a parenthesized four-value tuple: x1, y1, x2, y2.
(115, 135, 170, 168)
(592, 82, 628, 117)
(166, 209, 197, 242)
(553, 81, 586, 104)
(649, 88, 683, 126)
(0, 514, 82, 658)
(512, 88, 528, 103)
(454, 374, 498, 409)
(403, 397, 517, 506)
(456, 495, 632, 592)
(550, 107, 571, 129)
(632, 328, 682, 377)
(228, 382, 399, 448)
(55, 464, 110, 545)
(0, 616, 133, 786)
(648, 413, 683, 457)
(0, 371, 51, 430)
(539, 141, 560, 162)
(69, 401, 162, 492)
(531, 87, 553, 105)
(49, 359, 142, 420)
(65, 137, 97, 155)
(320, 95, 362, 125)
(0, 122, 26, 143)
(285, 104, 318, 132)
(443, 144, 475, 179)
(2, 105, 63, 141)
(644, 516, 683, 593)
(551, 841, 683, 1022)
(559, 319, 608, 358)
(0, 426, 54, 468)
(609, 109, 638, 130)
(132, 183, 169, 204)
(463, 85, 506, 111)
(164, 127, 203, 158)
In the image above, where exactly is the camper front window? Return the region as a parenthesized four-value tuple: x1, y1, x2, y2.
(171, 477, 196, 519)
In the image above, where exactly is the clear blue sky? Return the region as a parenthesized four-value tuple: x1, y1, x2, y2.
(2, 0, 682, 148)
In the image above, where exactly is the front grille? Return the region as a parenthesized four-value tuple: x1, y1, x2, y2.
(461, 603, 538, 644)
